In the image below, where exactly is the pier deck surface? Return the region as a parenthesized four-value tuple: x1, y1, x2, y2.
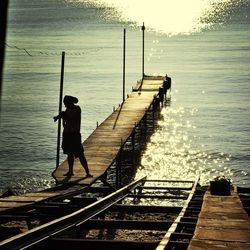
(52, 76, 165, 185)
(0, 76, 165, 213)
(188, 189, 250, 249)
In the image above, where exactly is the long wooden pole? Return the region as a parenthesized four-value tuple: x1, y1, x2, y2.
(141, 22, 145, 80)
(56, 51, 65, 168)
(123, 28, 126, 103)
(0, 0, 8, 115)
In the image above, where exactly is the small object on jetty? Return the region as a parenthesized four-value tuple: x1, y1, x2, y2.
(210, 175, 231, 196)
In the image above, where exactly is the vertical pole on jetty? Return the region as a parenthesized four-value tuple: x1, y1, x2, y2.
(123, 28, 126, 103)
(0, 0, 9, 114)
(141, 22, 145, 80)
(56, 51, 65, 169)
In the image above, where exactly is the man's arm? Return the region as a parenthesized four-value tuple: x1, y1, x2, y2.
(53, 111, 65, 122)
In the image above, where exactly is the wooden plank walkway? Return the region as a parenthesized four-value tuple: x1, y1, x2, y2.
(52, 76, 165, 185)
(0, 76, 166, 214)
(0, 187, 88, 214)
(188, 188, 250, 249)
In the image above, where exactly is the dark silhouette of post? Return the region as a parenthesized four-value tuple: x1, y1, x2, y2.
(123, 28, 126, 103)
(0, 0, 9, 114)
(56, 51, 65, 168)
(141, 22, 145, 80)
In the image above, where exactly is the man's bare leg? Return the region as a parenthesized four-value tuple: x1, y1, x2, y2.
(79, 153, 93, 177)
(64, 154, 74, 176)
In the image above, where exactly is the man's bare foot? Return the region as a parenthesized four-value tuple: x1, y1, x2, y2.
(64, 171, 73, 176)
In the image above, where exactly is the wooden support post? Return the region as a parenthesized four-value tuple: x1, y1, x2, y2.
(116, 139, 124, 188)
(144, 108, 148, 141)
(0, 0, 8, 110)
(159, 86, 164, 104)
(116, 152, 122, 189)
(152, 102, 155, 131)
(137, 119, 142, 147)
(155, 96, 160, 120)
(122, 28, 126, 103)
(163, 75, 172, 101)
(132, 130, 135, 167)
(141, 22, 145, 80)
(26, 218, 32, 230)
(56, 51, 65, 169)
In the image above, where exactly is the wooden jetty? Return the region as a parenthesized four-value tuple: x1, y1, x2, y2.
(188, 187, 250, 250)
(52, 75, 170, 186)
(0, 75, 170, 215)
(0, 75, 171, 240)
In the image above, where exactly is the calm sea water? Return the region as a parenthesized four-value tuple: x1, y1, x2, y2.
(0, 0, 249, 194)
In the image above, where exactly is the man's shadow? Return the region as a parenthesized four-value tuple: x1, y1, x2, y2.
(52, 171, 91, 185)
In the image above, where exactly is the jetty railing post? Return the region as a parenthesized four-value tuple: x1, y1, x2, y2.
(116, 153, 121, 189)
(141, 22, 145, 80)
(144, 108, 148, 141)
(132, 130, 135, 167)
(56, 51, 65, 169)
(116, 139, 124, 189)
(0, 0, 8, 114)
(151, 102, 155, 131)
(123, 28, 126, 103)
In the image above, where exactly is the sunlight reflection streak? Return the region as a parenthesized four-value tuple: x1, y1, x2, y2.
(68, 0, 232, 35)
(135, 107, 232, 185)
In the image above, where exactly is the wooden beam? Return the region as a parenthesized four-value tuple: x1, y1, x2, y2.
(49, 238, 158, 250)
(127, 194, 188, 200)
(78, 219, 172, 230)
(109, 204, 182, 213)
(140, 186, 192, 190)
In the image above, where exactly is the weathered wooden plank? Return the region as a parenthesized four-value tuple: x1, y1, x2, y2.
(198, 211, 249, 220)
(0, 196, 44, 203)
(0, 192, 62, 213)
(197, 218, 250, 230)
(188, 191, 250, 250)
(133, 77, 165, 91)
(109, 204, 182, 213)
(50, 238, 158, 250)
(80, 219, 171, 230)
(0, 202, 32, 208)
(189, 239, 250, 250)
(194, 227, 250, 242)
(24, 192, 61, 197)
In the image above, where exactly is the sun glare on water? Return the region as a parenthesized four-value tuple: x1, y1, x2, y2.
(134, 107, 232, 185)
(71, 0, 231, 35)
